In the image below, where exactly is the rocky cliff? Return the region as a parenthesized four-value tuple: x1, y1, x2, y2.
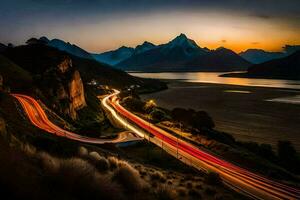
(49, 57, 86, 120)
(3, 44, 87, 120)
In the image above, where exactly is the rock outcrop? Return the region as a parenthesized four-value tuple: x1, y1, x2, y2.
(52, 57, 86, 120)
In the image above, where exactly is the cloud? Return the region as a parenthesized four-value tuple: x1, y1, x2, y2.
(251, 42, 260, 45)
(221, 39, 227, 43)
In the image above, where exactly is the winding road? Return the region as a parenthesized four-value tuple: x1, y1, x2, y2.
(12, 93, 140, 144)
(103, 89, 300, 200)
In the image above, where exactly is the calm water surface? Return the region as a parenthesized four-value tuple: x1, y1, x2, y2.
(129, 72, 300, 90)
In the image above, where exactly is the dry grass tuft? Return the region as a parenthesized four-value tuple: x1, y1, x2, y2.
(78, 146, 88, 157)
(151, 171, 166, 183)
(108, 156, 119, 170)
(36, 151, 60, 174)
(113, 161, 148, 192)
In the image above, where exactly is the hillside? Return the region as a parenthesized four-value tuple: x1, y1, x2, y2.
(46, 38, 95, 60)
(222, 50, 300, 80)
(239, 45, 300, 64)
(0, 55, 33, 91)
(239, 49, 284, 64)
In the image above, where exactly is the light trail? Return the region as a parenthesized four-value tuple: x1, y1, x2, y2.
(105, 89, 300, 200)
(12, 93, 140, 144)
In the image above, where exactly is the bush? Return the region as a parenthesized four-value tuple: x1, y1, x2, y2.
(78, 146, 88, 157)
(122, 96, 145, 113)
(151, 171, 166, 183)
(150, 109, 168, 122)
(112, 161, 147, 192)
(171, 108, 214, 130)
(241, 142, 276, 162)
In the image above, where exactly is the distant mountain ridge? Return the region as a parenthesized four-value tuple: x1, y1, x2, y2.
(239, 49, 285, 64)
(222, 50, 300, 80)
(38, 37, 95, 60)
(115, 34, 251, 72)
(239, 45, 300, 64)
(92, 41, 156, 65)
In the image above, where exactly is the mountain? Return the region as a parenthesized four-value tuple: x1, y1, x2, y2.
(42, 37, 94, 60)
(92, 46, 134, 65)
(92, 41, 156, 65)
(222, 50, 300, 80)
(239, 49, 284, 64)
(186, 47, 251, 72)
(134, 41, 156, 55)
(283, 45, 300, 55)
(246, 50, 300, 79)
(239, 45, 300, 64)
(116, 34, 250, 72)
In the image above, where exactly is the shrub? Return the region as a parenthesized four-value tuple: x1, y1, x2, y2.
(171, 108, 215, 130)
(36, 151, 60, 174)
(122, 96, 145, 113)
(89, 151, 102, 160)
(151, 171, 166, 183)
(112, 161, 147, 192)
(150, 108, 168, 122)
(108, 156, 119, 170)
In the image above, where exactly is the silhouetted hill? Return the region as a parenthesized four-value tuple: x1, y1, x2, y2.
(116, 34, 250, 72)
(240, 45, 300, 64)
(92, 41, 156, 65)
(92, 46, 134, 65)
(239, 49, 284, 64)
(222, 50, 300, 80)
(186, 47, 251, 72)
(40, 37, 94, 60)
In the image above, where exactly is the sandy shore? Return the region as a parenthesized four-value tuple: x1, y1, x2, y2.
(141, 80, 300, 151)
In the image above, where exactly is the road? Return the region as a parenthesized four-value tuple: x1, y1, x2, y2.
(12, 93, 141, 144)
(103, 89, 300, 200)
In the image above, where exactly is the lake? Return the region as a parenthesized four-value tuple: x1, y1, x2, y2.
(129, 72, 300, 90)
(130, 72, 300, 150)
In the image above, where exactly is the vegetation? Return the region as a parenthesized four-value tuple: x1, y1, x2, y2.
(171, 107, 215, 130)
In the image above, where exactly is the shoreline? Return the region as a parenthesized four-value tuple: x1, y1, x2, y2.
(140, 80, 300, 151)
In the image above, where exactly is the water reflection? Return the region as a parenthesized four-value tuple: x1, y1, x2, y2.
(130, 72, 300, 90)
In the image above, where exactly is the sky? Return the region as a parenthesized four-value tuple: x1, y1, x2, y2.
(0, 0, 300, 53)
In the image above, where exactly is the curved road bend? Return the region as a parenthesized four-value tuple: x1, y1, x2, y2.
(12, 93, 140, 144)
(103, 89, 300, 200)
